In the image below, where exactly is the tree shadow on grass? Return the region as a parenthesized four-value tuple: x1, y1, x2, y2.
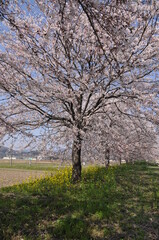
(0, 166, 159, 239)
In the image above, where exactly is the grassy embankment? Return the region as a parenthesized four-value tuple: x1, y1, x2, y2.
(0, 162, 159, 240)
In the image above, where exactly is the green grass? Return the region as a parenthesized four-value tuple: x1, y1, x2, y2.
(0, 162, 63, 171)
(0, 162, 159, 239)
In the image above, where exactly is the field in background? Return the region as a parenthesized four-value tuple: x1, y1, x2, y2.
(0, 159, 71, 170)
(0, 159, 70, 188)
(0, 169, 50, 188)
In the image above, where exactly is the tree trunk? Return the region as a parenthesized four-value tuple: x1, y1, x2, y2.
(119, 156, 121, 165)
(72, 134, 82, 183)
(125, 159, 129, 164)
(105, 147, 110, 168)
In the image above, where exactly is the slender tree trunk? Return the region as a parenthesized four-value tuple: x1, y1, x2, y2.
(10, 155, 12, 166)
(119, 156, 122, 165)
(105, 147, 110, 168)
(72, 133, 82, 183)
(125, 159, 129, 164)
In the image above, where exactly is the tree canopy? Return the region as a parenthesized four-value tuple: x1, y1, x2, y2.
(0, 0, 159, 181)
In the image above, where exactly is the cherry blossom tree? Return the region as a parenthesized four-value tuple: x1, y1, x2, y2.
(0, 0, 159, 181)
(83, 110, 157, 166)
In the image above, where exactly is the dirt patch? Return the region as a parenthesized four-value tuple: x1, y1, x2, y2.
(0, 169, 48, 188)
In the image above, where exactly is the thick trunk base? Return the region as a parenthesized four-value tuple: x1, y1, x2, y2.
(105, 161, 110, 169)
(72, 136, 82, 183)
(72, 163, 81, 183)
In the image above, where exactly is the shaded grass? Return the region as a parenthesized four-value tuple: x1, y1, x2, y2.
(0, 163, 159, 239)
